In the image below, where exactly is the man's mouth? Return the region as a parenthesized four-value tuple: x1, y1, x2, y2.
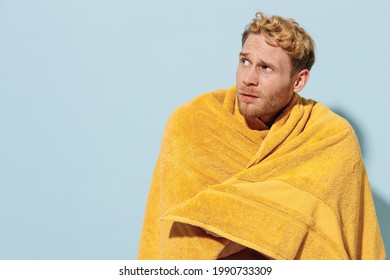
(239, 92, 259, 102)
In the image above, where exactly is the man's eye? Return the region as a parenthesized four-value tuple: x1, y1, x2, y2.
(262, 65, 273, 72)
(241, 58, 250, 66)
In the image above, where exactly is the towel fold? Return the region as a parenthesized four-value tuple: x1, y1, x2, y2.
(138, 86, 385, 260)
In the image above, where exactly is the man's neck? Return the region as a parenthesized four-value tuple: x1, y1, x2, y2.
(245, 117, 270, 131)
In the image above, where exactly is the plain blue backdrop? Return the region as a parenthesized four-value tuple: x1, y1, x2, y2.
(0, 0, 389, 259)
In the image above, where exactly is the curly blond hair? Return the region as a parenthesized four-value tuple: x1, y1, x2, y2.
(242, 12, 315, 75)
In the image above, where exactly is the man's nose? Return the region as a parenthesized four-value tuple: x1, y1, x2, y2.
(243, 68, 259, 87)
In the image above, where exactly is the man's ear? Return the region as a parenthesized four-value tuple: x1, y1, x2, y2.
(293, 69, 310, 93)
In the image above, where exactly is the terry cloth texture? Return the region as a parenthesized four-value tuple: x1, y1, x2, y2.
(138, 86, 386, 260)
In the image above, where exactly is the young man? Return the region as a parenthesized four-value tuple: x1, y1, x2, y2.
(138, 12, 385, 260)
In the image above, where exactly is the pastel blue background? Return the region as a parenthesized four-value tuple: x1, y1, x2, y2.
(0, 0, 389, 259)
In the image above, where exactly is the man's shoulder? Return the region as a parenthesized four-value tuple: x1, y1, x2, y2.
(170, 87, 231, 119)
(161, 87, 232, 140)
(305, 98, 358, 138)
(313, 100, 352, 125)
(180, 88, 228, 109)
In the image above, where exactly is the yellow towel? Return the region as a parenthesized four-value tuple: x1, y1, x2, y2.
(138, 86, 386, 260)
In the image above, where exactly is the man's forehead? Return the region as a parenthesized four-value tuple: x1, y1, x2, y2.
(242, 34, 286, 57)
(241, 34, 292, 70)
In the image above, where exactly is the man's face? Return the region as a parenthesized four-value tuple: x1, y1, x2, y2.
(236, 34, 296, 125)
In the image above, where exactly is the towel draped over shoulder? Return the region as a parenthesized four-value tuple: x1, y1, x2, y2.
(138, 86, 385, 260)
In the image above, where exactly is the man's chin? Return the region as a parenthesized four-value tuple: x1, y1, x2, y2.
(238, 102, 260, 119)
(239, 108, 260, 119)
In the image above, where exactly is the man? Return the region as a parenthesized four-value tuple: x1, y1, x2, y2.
(138, 12, 385, 260)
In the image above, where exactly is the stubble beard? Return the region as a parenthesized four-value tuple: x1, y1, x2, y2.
(237, 96, 278, 120)
(238, 100, 260, 119)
